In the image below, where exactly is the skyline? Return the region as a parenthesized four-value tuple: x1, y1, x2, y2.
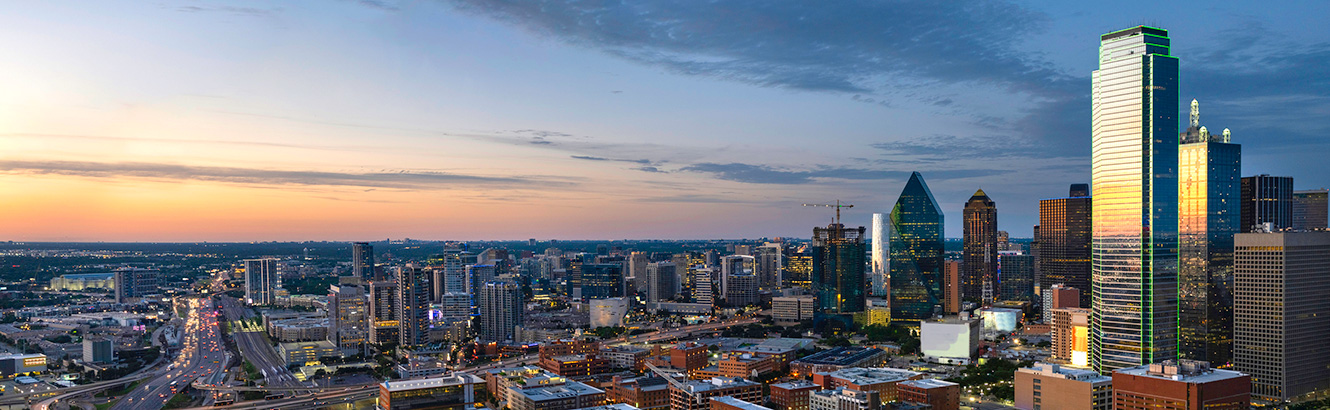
(2, 1, 1328, 241)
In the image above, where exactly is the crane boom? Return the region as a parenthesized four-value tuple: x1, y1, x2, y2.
(802, 200, 854, 225)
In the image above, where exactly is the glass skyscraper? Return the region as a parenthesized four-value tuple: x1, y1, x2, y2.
(963, 189, 998, 303)
(1037, 184, 1093, 308)
(889, 172, 945, 322)
(1090, 25, 1179, 373)
(811, 223, 867, 319)
(1241, 174, 1294, 232)
(1177, 99, 1241, 367)
(871, 213, 890, 297)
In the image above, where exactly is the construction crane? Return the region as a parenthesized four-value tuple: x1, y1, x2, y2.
(802, 200, 854, 226)
(645, 362, 689, 390)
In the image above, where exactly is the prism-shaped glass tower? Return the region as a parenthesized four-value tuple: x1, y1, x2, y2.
(889, 172, 945, 322)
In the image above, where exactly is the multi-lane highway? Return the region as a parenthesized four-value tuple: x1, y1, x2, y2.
(110, 297, 229, 410)
(218, 296, 307, 394)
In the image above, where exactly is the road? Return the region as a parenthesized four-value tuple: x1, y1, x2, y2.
(218, 296, 307, 394)
(109, 297, 229, 410)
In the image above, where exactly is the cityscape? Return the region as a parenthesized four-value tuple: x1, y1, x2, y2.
(1, 2, 1329, 410)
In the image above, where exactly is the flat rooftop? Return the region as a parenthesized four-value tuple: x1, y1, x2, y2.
(381, 373, 482, 392)
(510, 380, 604, 401)
(899, 378, 958, 389)
(711, 396, 773, 410)
(822, 367, 921, 384)
(1115, 365, 1248, 384)
(795, 347, 885, 365)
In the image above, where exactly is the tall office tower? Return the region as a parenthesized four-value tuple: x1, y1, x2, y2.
(723, 271, 759, 307)
(433, 244, 469, 301)
(1293, 189, 1328, 230)
(242, 259, 279, 306)
(1233, 231, 1330, 406)
(367, 280, 399, 345)
(397, 265, 431, 347)
(870, 213, 891, 297)
(1090, 25, 1179, 373)
(328, 283, 367, 355)
(943, 260, 961, 314)
(1241, 174, 1294, 232)
(1177, 102, 1241, 367)
(478, 281, 523, 342)
(1038, 184, 1093, 308)
(963, 190, 999, 303)
(811, 222, 867, 320)
(782, 246, 813, 289)
(889, 172, 945, 322)
(693, 267, 715, 305)
(352, 242, 375, 280)
(628, 252, 650, 293)
(755, 243, 784, 290)
(580, 263, 624, 300)
(646, 261, 678, 302)
(113, 267, 160, 303)
(466, 264, 496, 296)
(719, 255, 754, 299)
(997, 252, 1035, 302)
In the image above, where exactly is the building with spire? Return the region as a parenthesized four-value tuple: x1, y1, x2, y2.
(963, 189, 998, 303)
(1090, 25, 1179, 373)
(1177, 98, 1241, 367)
(889, 172, 945, 322)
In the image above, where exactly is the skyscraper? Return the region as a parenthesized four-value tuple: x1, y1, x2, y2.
(352, 242, 375, 280)
(755, 243, 784, 291)
(113, 267, 160, 304)
(997, 252, 1034, 302)
(1292, 189, 1328, 230)
(367, 280, 399, 345)
(963, 189, 998, 303)
(242, 259, 279, 306)
(397, 265, 431, 347)
(782, 246, 813, 289)
(889, 172, 945, 322)
(1177, 99, 1241, 366)
(580, 263, 624, 300)
(811, 222, 867, 320)
(943, 260, 961, 315)
(479, 281, 523, 342)
(646, 261, 678, 302)
(1233, 231, 1330, 406)
(1038, 184, 1093, 307)
(1241, 174, 1293, 232)
(871, 213, 890, 297)
(329, 282, 367, 356)
(1090, 25, 1179, 373)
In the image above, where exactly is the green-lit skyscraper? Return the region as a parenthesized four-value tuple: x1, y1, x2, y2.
(1090, 25, 1179, 373)
(812, 223, 867, 322)
(889, 172, 945, 322)
(1178, 99, 1241, 367)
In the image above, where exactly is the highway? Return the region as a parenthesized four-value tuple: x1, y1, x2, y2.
(110, 297, 229, 410)
(218, 296, 308, 394)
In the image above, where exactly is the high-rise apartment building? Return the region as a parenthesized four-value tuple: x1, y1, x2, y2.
(723, 271, 759, 307)
(1292, 189, 1328, 230)
(755, 243, 784, 291)
(889, 172, 944, 322)
(812, 222, 867, 321)
(1090, 25, 1179, 373)
(871, 213, 890, 298)
(963, 189, 998, 303)
(720, 255, 754, 299)
(1177, 100, 1241, 367)
(113, 267, 160, 303)
(329, 282, 367, 355)
(397, 265, 431, 347)
(628, 251, 650, 293)
(943, 260, 961, 315)
(997, 252, 1034, 302)
(242, 259, 279, 306)
(1038, 184, 1092, 308)
(1233, 231, 1330, 406)
(1241, 174, 1293, 232)
(467, 264, 496, 296)
(352, 242, 375, 280)
(479, 281, 523, 342)
(646, 261, 678, 302)
(694, 267, 715, 305)
(368, 280, 398, 345)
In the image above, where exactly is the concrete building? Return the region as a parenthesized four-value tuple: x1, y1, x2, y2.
(591, 297, 630, 328)
(267, 318, 330, 342)
(479, 281, 523, 342)
(82, 338, 113, 364)
(811, 367, 922, 404)
(328, 282, 367, 355)
(769, 380, 819, 410)
(920, 314, 982, 364)
(376, 373, 483, 410)
(606, 375, 669, 410)
(1040, 284, 1079, 322)
(897, 379, 960, 410)
(809, 388, 879, 410)
(241, 259, 278, 305)
(601, 346, 649, 372)
(367, 280, 399, 346)
(1112, 360, 1249, 410)
(115, 267, 160, 303)
(1241, 174, 1294, 232)
(723, 271, 760, 307)
(789, 347, 890, 378)
(710, 396, 772, 410)
(507, 377, 606, 410)
(771, 295, 815, 323)
(979, 308, 1022, 333)
(717, 352, 777, 379)
(49, 273, 114, 291)
(276, 341, 338, 366)
(1015, 363, 1111, 410)
(1234, 231, 1330, 406)
(538, 354, 608, 377)
(1293, 189, 1328, 230)
(352, 242, 375, 280)
(669, 377, 762, 410)
(397, 265, 432, 347)
(1050, 307, 1091, 367)
(865, 298, 890, 326)
(943, 260, 961, 314)
(647, 262, 679, 302)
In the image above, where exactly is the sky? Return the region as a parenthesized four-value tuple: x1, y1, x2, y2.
(1, 1, 1327, 242)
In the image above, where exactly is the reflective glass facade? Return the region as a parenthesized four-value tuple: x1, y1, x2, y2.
(963, 190, 998, 303)
(889, 172, 945, 322)
(1178, 127, 1240, 366)
(812, 224, 867, 315)
(1038, 185, 1093, 307)
(1090, 26, 1179, 373)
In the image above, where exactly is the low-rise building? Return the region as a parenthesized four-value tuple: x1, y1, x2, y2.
(506, 377, 605, 410)
(769, 380, 820, 410)
(394, 357, 451, 379)
(276, 341, 338, 366)
(602, 346, 650, 372)
(717, 352, 777, 379)
(711, 396, 773, 410)
(920, 314, 982, 365)
(1112, 360, 1250, 410)
(897, 379, 960, 410)
(669, 377, 762, 410)
(540, 354, 609, 377)
(0, 353, 46, 376)
(1015, 362, 1111, 410)
(607, 375, 670, 410)
(790, 347, 891, 378)
(49, 273, 115, 291)
(376, 373, 484, 410)
(772, 296, 815, 323)
(811, 367, 922, 404)
(267, 318, 330, 342)
(809, 388, 879, 410)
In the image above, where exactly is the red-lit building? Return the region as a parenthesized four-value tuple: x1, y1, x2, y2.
(1112, 360, 1250, 410)
(897, 379, 960, 410)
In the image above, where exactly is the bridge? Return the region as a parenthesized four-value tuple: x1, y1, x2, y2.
(191, 381, 378, 392)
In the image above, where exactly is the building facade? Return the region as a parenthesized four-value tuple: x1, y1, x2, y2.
(811, 222, 867, 320)
(1241, 174, 1293, 232)
(997, 252, 1035, 302)
(241, 259, 278, 306)
(398, 265, 432, 347)
(113, 268, 160, 303)
(647, 262, 678, 302)
(1014, 363, 1112, 410)
(870, 213, 890, 298)
(1037, 184, 1093, 308)
(962, 189, 999, 303)
(478, 281, 523, 342)
(352, 242, 375, 280)
(889, 172, 945, 322)
(1293, 189, 1328, 230)
(328, 283, 367, 355)
(1111, 360, 1250, 410)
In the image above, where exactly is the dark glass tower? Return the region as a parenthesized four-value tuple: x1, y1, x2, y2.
(580, 263, 624, 300)
(1038, 184, 1093, 307)
(352, 242, 375, 280)
(1177, 99, 1241, 367)
(997, 253, 1035, 302)
(812, 223, 867, 319)
(889, 172, 945, 322)
(963, 189, 998, 303)
(1241, 175, 1294, 232)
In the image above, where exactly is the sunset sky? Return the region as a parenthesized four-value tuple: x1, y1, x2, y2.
(2, 1, 1327, 241)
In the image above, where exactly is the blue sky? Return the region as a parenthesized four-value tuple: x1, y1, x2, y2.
(0, 0, 1326, 241)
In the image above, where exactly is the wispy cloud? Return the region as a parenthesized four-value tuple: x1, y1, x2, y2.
(679, 163, 1006, 185)
(0, 160, 567, 190)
